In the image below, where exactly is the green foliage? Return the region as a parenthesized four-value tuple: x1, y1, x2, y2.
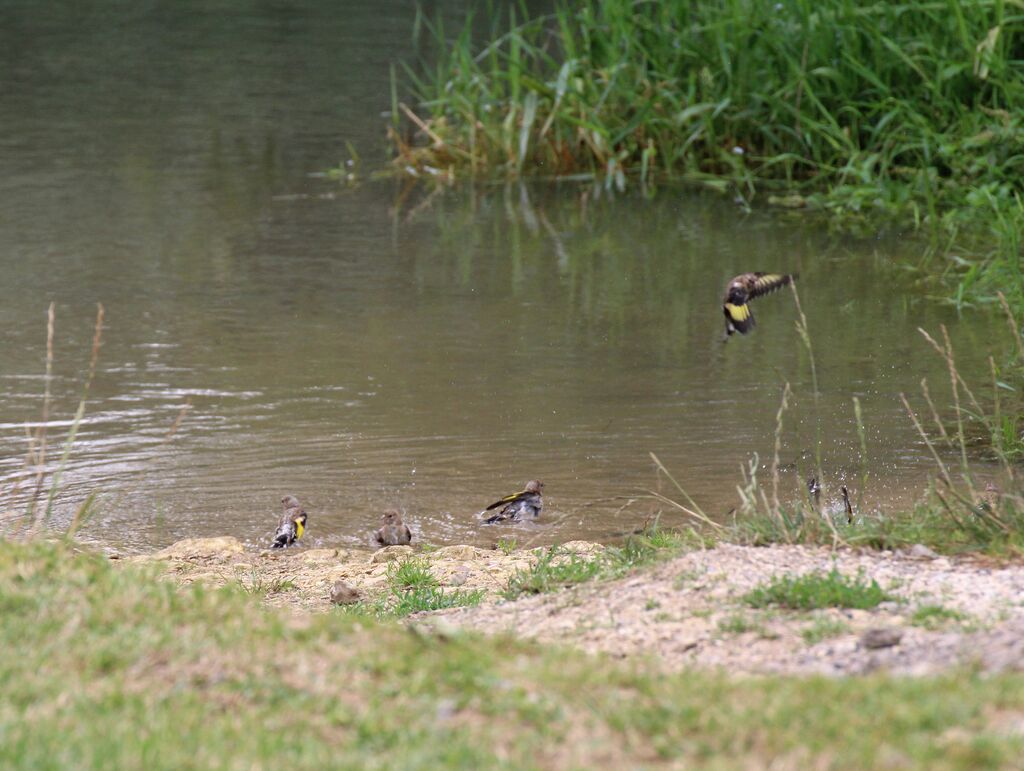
(801, 616, 851, 644)
(397, 0, 1024, 311)
(717, 613, 766, 636)
(744, 568, 891, 610)
(390, 585, 486, 617)
(503, 526, 689, 600)
(354, 558, 485, 618)
(503, 548, 605, 598)
(388, 557, 439, 590)
(911, 604, 970, 630)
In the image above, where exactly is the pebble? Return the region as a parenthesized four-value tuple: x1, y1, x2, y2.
(908, 543, 940, 560)
(860, 627, 904, 650)
(330, 580, 362, 605)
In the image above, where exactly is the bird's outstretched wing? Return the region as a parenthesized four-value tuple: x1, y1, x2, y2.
(747, 273, 795, 300)
(485, 491, 527, 511)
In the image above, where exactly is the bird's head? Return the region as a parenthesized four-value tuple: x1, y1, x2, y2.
(381, 510, 401, 524)
(281, 494, 301, 509)
(525, 480, 544, 493)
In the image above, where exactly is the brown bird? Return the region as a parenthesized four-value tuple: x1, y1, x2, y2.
(978, 481, 1000, 513)
(482, 480, 544, 524)
(271, 495, 308, 548)
(722, 272, 796, 335)
(372, 510, 412, 547)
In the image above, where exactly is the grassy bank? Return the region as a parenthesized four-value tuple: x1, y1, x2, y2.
(2, 540, 1023, 769)
(393, 0, 1024, 311)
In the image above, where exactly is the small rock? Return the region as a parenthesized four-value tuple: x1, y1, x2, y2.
(908, 543, 939, 560)
(860, 627, 903, 650)
(875, 601, 901, 613)
(560, 541, 605, 556)
(371, 545, 415, 564)
(330, 580, 362, 605)
(446, 568, 472, 587)
(153, 537, 244, 560)
(300, 548, 340, 564)
(434, 545, 487, 561)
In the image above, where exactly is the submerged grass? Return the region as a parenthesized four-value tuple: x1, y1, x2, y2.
(4, 540, 1024, 768)
(395, 0, 1024, 310)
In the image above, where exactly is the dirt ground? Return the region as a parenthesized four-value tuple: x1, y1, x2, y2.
(125, 537, 1024, 676)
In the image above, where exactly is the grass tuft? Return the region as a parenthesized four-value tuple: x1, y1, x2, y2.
(388, 557, 439, 590)
(343, 558, 485, 618)
(744, 568, 891, 611)
(503, 526, 689, 600)
(801, 616, 852, 645)
(911, 604, 970, 630)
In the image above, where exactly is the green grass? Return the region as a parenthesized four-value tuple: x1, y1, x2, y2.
(389, 585, 486, 617)
(911, 604, 971, 630)
(3, 540, 1024, 768)
(346, 558, 484, 618)
(502, 547, 606, 598)
(728, 499, 1024, 558)
(717, 612, 776, 639)
(237, 569, 296, 596)
(502, 528, 689, 600)
(801, 615, 852, 644)
(744, 568, 891, 610)
(388, 557, 439, 590)
(396, 0, 1024, 312)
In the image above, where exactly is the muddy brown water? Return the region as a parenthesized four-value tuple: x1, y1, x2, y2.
(0, 2, 1006, 553)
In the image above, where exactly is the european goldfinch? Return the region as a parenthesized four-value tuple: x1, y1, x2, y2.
(271, 494, 308, 548)
(482, 480, 544, 524)
(722, 273, 796, 335)
(372, 510, 412, 547)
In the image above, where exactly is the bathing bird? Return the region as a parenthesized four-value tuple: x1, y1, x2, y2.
(840, 485, 853, 524)
(722, 272, 796, 336)
(372, 510, 412, 547)
(482, 480, 544, 524)
(271, 495, 308, 548)
(806, 476, 821, 513)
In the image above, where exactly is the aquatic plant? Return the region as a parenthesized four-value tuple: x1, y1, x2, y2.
(393, 0, 1024, 311)
(650, 282, 1024, 556)
(2, 304, 106, 539)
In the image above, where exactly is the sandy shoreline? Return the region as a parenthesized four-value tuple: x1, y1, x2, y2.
(124, 537, 1024, 676)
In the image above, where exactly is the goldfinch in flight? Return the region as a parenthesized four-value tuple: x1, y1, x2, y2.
(482, 480, 544, 524)
(271, 494, 308, 548)
(722, 272, 796, 336)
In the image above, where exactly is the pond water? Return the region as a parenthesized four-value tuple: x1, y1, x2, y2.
(0, 1, 1005, 553)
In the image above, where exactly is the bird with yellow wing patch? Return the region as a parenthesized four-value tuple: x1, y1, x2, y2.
(271, 494, 308, 548)
(722, 272, 796, 336)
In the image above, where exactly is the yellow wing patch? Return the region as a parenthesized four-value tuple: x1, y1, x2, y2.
(753, 274, 785, 290)
(724, 302, 750, 321)
(295, 519, 305, 539)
